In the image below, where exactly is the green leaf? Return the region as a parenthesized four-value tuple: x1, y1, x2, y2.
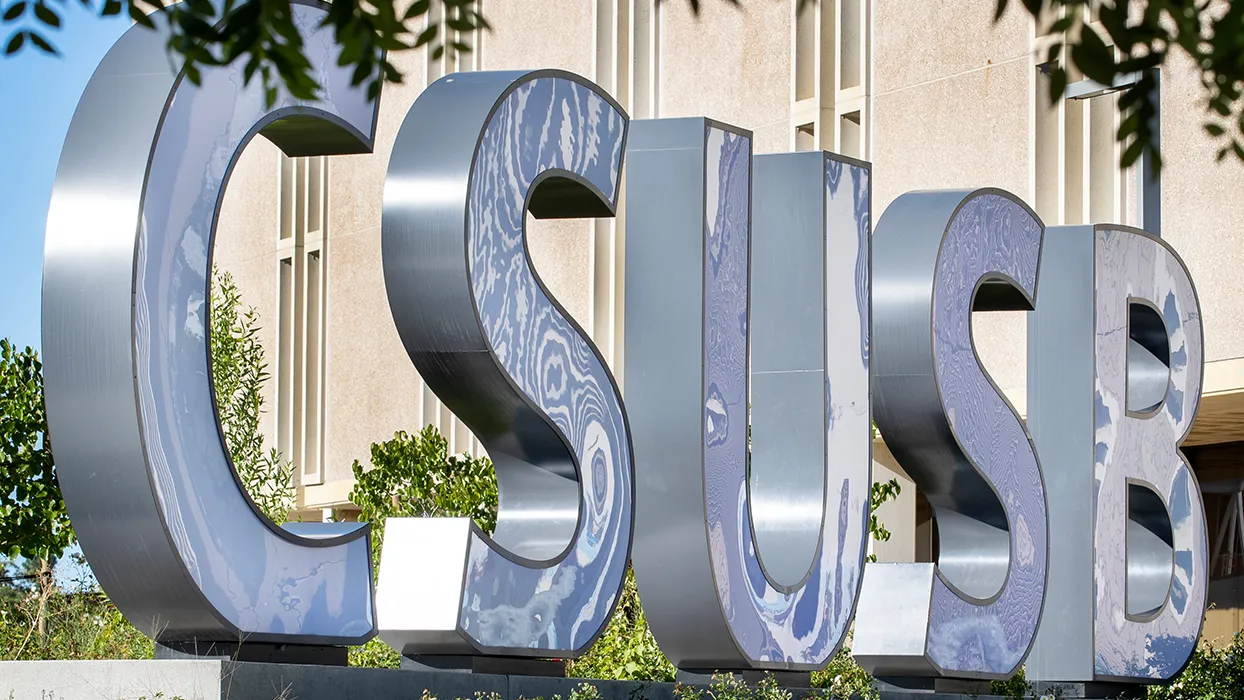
(2, 2, 26, 21)
(28, 28, 54, 53)
(4, 29, 24, 53)
(1121, 136, 1144, 168)
(350, 56, 371, 86)
(1205, 123, 1226, 137)
(445, 16, 475, 32)
(402, 0, 428, 20)
(128, 2, 154, 28)
(1049, 14, 1073, 34)
(1048, 69, 1067, 104)
(413, 22, 436, 47)
(1070, 24, 1116, 85)
(33, 2, 58, 27)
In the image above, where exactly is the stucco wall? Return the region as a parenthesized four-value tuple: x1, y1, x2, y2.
(660, 0, 791, 154)
(213, 1, 1244, 539)
(1160, 51, 1244, 365)
(872, 0, 1034, 407)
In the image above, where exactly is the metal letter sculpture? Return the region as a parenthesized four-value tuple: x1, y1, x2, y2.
(43, 34, 1219, 675)
(377, 70, 633, 657)
(41, 1, 378, 644)
(853, 189, 1049, 678)
(625, 119, 872, 670)
(1028, 225, 1206, 684)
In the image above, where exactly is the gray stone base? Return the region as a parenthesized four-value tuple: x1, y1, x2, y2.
(156, 640, 348, 666)
(1031, 681, 1146, 699)
(0, 660, 804, 700)
(875, 677, 995, 699)
(676, 669, 813, 688)
(0, 660, 1152, 700)
(402, 654, 567, 677)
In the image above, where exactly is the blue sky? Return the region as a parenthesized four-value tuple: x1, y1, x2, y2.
(1, 6, 128, 586)
(0, 5, 128, 352)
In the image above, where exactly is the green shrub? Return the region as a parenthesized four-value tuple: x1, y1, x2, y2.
(347, 425, 496, 667)
(347, 425, 677, 679)
(350, 425, 498, 571)
(0, 338, 70, 566)
(0, 583, 151, 661)
(0, 268, 288, 661)
(566, 568, 675, 682)
(1149, 632, 1244, 700)
(989, 665, 1031, 700)
(210, 268, 294, 522)
(348, 636, 401, 669)
(811, 634, 877, 700)
(675, 673, 799, 700)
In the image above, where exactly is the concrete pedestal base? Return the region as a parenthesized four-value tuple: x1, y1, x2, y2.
(1031, 681, 1146, 699)
(676, 669, 813, 688)
(156, 641, 348, 666)
(0, 660, 707, 700)
(0, 660, 1153, 700)
(402, 655, 567, 677)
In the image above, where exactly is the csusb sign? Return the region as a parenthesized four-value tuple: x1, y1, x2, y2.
(41, 0, 1206, 687)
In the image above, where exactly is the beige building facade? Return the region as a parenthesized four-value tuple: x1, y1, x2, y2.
(213, 0, 1244, 640)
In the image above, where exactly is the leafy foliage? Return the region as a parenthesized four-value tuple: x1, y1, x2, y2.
(4, 0, 1239, 169)
(675, 672, 806, 700)
(347, 424, 495, 668)
(867, 478, 902, 563)
(210, 267, 295, 523)
(346, 425, 677, 679)
(811, 634, 879, 700)
(349, 635, 402, 668)
(350, 424, 497, 561)
(0, 269, 287, 662)
(0, 553, 152, 661)
(990, 665, 1032, 700)
(0, 339, 71, 563)
(1148, 632, 1244, 700)
(566, 568, 676, 682)
(0, 589, 153, 661)
(350, 423, 494, 512)
(0, 0, 486, 105)
(997, 0, 1244, 168)
(415, 687, 596, 700)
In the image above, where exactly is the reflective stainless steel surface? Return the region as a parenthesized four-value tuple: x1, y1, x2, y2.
(380, 70, 633, 658)
(1028, 224, 1207, 684)
(627, 124, 872, 671)
(852, 563, 936, 676)
(855, 189, 1048, 679)
(1092, 226, 1206, 681)
(42, 1, 379, 644)
(1027, 225, 1096, 683)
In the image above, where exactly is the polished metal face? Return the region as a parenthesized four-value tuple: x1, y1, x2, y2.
(625, 120, 872, 671)
(1028, 225, 1206, 684)
(377, 70, 633, 658)
(853, 189, 1049, 679)
(41, 2, 378, 644)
